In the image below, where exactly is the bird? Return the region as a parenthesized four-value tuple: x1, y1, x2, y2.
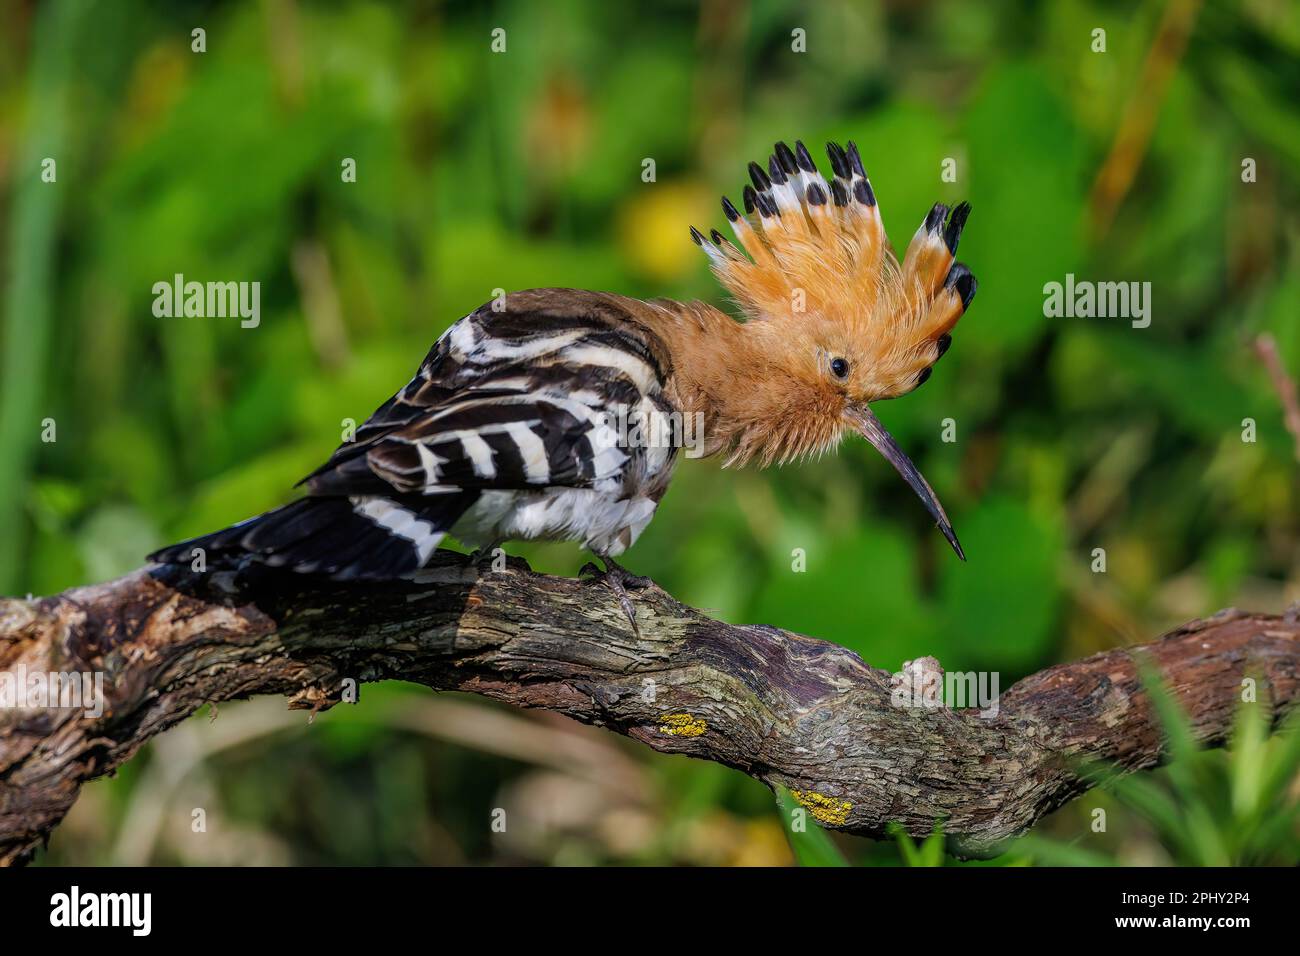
(149, 138, 976, 630)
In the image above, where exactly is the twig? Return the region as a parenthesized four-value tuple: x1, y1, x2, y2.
(1088, 0, 1202, 240)
(1253, 332, 1300, 462)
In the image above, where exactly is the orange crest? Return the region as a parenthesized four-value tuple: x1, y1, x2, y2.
(693, 140, 976, 403)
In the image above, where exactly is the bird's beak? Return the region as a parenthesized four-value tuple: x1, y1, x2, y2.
(845, 404, 965, 560)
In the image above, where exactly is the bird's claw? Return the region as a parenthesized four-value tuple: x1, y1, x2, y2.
(580, 559, 653, 636)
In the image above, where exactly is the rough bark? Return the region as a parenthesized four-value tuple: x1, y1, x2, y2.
(1, 553, 1297, 866)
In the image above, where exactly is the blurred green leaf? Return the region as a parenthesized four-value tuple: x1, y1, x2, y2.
(964, 62, 1085, 355)
(939, 496, 1064, 670)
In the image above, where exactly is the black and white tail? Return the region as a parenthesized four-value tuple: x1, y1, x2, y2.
(148, 493, 477, 581)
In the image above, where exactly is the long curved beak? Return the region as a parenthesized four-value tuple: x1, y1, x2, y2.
(846, 405, 965, 560)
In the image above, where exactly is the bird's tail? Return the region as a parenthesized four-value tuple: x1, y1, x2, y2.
(148, 493, 477, 580)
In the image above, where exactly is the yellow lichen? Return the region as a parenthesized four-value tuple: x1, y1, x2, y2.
(790, 790, 852, 826)
(659, 712, 707, 737)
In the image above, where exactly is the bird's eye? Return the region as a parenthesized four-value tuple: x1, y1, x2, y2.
(830, 357, 850, 379)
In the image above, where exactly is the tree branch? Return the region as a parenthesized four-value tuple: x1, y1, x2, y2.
(2, 553, 1297, 865)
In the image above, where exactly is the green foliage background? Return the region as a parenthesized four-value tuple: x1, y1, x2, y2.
(1, 0, 1297, 865)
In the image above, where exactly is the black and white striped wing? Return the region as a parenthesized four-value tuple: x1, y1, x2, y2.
(301, 292, 674, 499)
(151, 290, 676, 580)
(304, 383, 637, 498)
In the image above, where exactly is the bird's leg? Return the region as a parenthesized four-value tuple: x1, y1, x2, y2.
(467, 540, 504, 572)
(579, 553, 653, 636)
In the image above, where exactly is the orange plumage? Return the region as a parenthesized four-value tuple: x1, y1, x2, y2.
(637, 139, 976, 555)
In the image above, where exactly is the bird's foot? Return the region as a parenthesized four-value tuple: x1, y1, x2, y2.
(579, 557, 653, 636)
(467, 543, 505, 573)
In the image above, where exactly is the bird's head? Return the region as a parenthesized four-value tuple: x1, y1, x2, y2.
(686, 139, 977, 559)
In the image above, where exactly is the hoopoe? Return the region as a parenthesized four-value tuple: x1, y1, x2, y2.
(150, 139, 975, 629)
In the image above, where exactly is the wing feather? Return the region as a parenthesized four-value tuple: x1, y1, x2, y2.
(300, 292, 673, 500)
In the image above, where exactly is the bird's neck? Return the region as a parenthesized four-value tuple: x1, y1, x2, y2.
(640, 300, 840, 466)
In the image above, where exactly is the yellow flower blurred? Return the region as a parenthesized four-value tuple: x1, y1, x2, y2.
(617, 181, 714, 283)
